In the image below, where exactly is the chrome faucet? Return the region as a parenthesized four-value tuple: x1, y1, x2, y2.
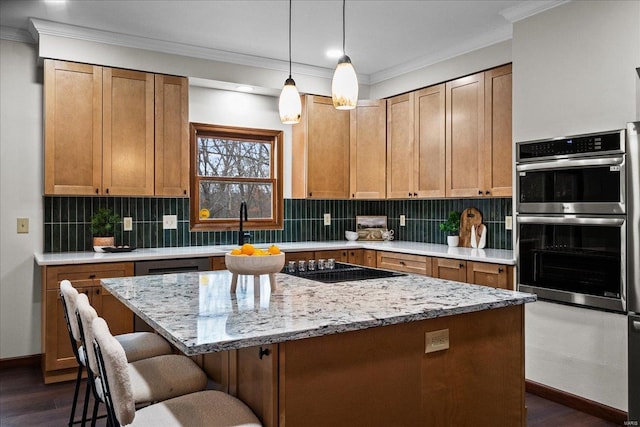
(238, 201, 249, 246)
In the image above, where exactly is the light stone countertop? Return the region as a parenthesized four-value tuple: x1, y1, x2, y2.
(35, 241, 514, 266)
(101, 269, 535, 355)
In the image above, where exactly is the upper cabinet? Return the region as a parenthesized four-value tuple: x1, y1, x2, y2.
(292, 95, 350, 199)
(44, 60, 189, 196)
(386, 93, 415, 199)
(350, 99, 386, 199)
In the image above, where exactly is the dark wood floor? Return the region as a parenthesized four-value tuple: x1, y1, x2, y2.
(0, 363, 622, 426)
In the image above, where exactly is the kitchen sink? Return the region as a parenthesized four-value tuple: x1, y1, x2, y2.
(282, 262, 405, 283)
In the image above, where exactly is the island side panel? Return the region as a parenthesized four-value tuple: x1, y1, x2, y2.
(278, 304, 524, 427)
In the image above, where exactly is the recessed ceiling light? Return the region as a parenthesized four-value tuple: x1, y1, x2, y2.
(236, 85, 254, 92)
(45, 0, 67, 4)
(326, 49, 343, 59)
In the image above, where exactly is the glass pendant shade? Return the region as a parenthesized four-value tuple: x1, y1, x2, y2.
(331, 55, 358, 110)
(279, 77, 301, 124)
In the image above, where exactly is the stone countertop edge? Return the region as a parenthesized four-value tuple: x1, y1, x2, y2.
(100, 271, 535, 356)
(35, 241, 515, 266)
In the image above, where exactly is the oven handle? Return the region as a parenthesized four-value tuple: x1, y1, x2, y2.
(517, 216, 625, 226)
(516, 156, 624, 172)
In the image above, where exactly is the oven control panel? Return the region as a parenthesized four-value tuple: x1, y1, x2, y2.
(517, 129, 624, 161)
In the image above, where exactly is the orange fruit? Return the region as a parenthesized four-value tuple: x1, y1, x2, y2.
(268, 245, 281, 255)
(240, 243, 255, 255)
(230, 248, 242, 255)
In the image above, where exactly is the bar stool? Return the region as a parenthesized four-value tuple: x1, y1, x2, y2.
(59, 280, 173, 426)
(92, 316, 262, 427)
(76, 293, 209, 426)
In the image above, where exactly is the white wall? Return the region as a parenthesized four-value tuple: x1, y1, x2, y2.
(0, 40, 44, 358)
(513, 0, 640, 411)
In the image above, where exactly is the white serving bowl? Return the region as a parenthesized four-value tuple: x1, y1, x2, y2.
(345, 231, 358, 241)
(225, 252, 285, 276)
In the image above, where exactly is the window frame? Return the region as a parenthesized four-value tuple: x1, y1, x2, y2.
(189, 122, 284, 232)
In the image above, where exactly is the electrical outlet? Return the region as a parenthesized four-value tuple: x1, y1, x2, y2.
(505, 216, 513, 230)
(324, 213, 331, 226)
(163, 215, 177, 230)
(425, 329, 449, 354)
(17, 218, 29, 234)
(123, 217, 133, 231)
(400, 215, 406, 227)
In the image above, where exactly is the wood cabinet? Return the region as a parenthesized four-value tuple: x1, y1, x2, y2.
(349, 100, 386, 199)
(386, 93, 415, 198)
(292, 95, 350, 199)
(314, 249, 348, 263)
(211, 256, 226, 271)
(431, 257, 514, 290)
(445, 72, 485, 198)
(445, 65, 513, 198)
(44, 59, 188, 196)
(284, 251, 315, 263)
(376, 251, 432, 276)
(362, 249, 377, 267)
(154, 74, 190, 196)
(41, 262, 134, 383)
(484, 64, 513, 197)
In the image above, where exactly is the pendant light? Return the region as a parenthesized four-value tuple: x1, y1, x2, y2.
(279, 0, 301, 124)
(331, 0, 358, 110)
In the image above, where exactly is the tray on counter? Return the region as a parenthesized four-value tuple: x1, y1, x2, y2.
(102, 246, 136, 253)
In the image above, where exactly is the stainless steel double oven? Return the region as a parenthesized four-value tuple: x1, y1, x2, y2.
(515, 127, 629, 313)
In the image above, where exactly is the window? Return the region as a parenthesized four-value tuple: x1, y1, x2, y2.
(189, 123, 283, 231)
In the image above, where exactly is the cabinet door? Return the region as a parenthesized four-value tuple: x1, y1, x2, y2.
(92, 287, 134, 336)
(211, 256, 226, 271)
(284, 251, 315, 263)
(229, 345, 279, 427)
(347, 249, 364, 265)
(306, 96, 350, 199)
(102, 68, 155, 196)
(467, 262, 511, 289)
(44, 60, 103, 195)
(363, 249, 377, 267)
(350, 100, 386, 199)
(43, 287, 91, 372)
(377, 251, 431, 276)
(315, 250, 348, 263)
(155, 75, 189, 196)
(432, 258, 467, 282)
(414, 84, 446, 198)
(484, 64, 512, 197)
(386, 93, 415, 199)
(445, 73, 485, 198)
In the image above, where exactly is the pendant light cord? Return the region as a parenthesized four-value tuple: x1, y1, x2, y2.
(342, 0, 346, 54)
(288, 0, 292, 78)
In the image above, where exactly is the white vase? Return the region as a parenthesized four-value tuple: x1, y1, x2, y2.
(447, 235, 459, 247)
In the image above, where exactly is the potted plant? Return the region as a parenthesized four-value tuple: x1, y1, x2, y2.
(440, 210, 461, 247)
(90, 208, 121, 252)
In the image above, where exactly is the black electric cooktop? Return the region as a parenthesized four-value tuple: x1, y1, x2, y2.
(282, 262, 406, 284)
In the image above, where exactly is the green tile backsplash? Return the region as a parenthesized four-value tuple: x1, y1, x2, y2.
(43, 196, 513, 252)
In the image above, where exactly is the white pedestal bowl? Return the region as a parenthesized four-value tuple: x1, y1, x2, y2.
(225, 252, 285, 293)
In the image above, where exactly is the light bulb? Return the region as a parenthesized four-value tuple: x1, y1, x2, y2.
(279, 77, 301, 124)
(331, 55, 358, 110)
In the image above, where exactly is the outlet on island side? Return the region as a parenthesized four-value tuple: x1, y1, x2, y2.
(425, 329, 449, 354)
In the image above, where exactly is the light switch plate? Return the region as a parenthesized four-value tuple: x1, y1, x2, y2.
(425, 329, 449, 354)
(17, 218, 29, 234)
(324, 213, 331, 226)
(505, 216, 513, 230)
(123, 217, 133, 231)
(400, 215, 406, 227)
(163, 215, 177, 230)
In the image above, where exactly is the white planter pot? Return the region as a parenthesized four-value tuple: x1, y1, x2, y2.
(447, 235, 459, 247)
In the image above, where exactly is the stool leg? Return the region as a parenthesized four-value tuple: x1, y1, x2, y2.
(80, 373, 91, 426)
(68, 364, 83, 427)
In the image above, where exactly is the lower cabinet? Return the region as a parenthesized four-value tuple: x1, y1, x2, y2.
(431, 257, 514, 290)
(432, 257, 467, 282)
(376, 251, 432, 276)
(41, 262, 134, 383)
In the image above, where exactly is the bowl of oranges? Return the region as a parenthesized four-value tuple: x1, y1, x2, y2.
(225, 243, 285, 277)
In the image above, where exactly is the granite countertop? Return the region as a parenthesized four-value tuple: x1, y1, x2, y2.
(35, 241, 514, 266)
(101, 270, 535, 355)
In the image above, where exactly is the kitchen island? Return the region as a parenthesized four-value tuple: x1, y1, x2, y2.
(102, 268, 535, 426)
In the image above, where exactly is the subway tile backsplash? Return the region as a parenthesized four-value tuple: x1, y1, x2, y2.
(43, 197, 513, 253)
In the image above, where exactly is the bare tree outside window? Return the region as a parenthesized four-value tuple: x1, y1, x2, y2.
(190, 123, 283, 231)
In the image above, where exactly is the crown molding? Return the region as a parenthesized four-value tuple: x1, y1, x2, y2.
(0, 26, 36, 44)
(500, 0, 570, 23)
(369, 25, 512, 85)
(28, 18, 348, 82)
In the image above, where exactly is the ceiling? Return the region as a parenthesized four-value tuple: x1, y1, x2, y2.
(0, 0, 565, 86)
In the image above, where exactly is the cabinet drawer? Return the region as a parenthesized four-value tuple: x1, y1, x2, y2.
(376, 251, 431, 276)
(46, 262, 134, 289)
(432, 257, 467, 282)
(315, 250, 348, 263)
(467, 262, 513, 290)
(285, 251, 315, 263)
(211, 256, 226, 271)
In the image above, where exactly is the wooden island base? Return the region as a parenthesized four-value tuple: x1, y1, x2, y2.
(204, 304, 525, 427)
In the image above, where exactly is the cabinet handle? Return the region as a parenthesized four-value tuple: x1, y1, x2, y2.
(95, 188, 99, 194)
(89, 274, 96, 279)
(485, 190, 490, 195)
(498, 267, 504, 273)
(459, 263, 464, 268)
(413, 193, 417, 197)
(478, 190, 483, 195)
(352, 193, 355, 198)
(309, 192, 312, 197)
(183, 189, 187, 195)
(399, 261, 406, 265)
(408, 192, 412, 197)
(106, 188, 110, 194)
(95, 288, 100, 295)
(258, 346, 271, 359)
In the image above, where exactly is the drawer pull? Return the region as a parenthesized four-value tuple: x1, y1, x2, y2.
(498, 267, 504, 273)
(89, 274, 96, 279)
(459, 263, 464, 268)
(399, 261, 406, 265)
(259, 346, 271, 359)
(95, 288, 100, 295)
